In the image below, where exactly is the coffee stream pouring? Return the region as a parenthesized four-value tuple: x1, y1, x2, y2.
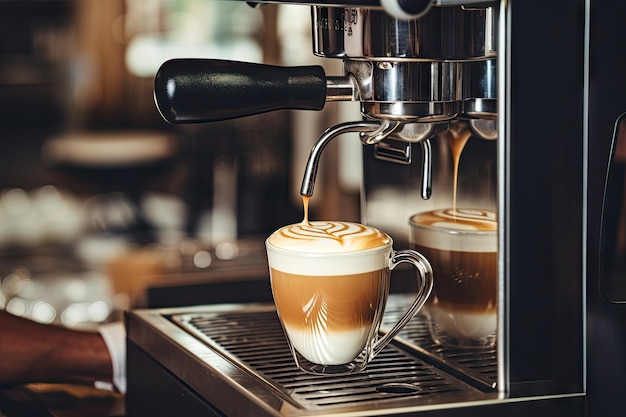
(153, 3, 497, 200)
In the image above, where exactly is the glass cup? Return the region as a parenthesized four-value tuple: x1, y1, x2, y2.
(409, 208, 497, 349)
(266, 221, 433, 375)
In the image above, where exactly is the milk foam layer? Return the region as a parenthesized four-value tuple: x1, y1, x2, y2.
(267, 221, 391, 275)
(428, 304, 496, 340)
(410, 208, 497, 252)
(284, 325, 371, 365)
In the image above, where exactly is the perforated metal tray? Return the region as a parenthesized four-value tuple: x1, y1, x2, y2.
(168, 295, 496, 411)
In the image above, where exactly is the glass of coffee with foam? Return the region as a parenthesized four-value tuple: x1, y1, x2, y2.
(266, 220, 433, 375)
(410, 208, 497, 349)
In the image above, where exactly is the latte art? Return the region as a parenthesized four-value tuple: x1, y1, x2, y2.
(410, 208, 497, 253)
(268, 221, 390, 253)
(410, 208, 496, 232)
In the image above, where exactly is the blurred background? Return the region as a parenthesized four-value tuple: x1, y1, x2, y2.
(0, 0, 362, 329)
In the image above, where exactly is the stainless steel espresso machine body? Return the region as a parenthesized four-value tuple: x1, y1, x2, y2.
(125, 0, 626, 416)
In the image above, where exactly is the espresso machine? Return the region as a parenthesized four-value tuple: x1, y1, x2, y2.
(125, 0, 626, 416)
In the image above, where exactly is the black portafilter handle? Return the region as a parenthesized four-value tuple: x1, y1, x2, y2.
(154, 58, 328, 124)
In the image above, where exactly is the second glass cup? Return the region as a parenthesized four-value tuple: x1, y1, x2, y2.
(410, 208, 497, 349)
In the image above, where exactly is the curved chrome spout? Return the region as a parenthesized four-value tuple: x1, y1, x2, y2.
(300, 120, 382, 197)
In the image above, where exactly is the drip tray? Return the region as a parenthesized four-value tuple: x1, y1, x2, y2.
(382, 297, 497, 391)
(128, 295, 500, 417)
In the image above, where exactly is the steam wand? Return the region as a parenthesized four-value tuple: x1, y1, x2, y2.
(300, 119, 435, 200)
(300, 120, 401, 197)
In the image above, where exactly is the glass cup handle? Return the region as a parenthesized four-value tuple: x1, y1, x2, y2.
(372, 249, 434, 356)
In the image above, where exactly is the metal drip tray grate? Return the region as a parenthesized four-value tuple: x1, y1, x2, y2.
(171, 297, 494, 410)
(382, 297, 497, 390)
